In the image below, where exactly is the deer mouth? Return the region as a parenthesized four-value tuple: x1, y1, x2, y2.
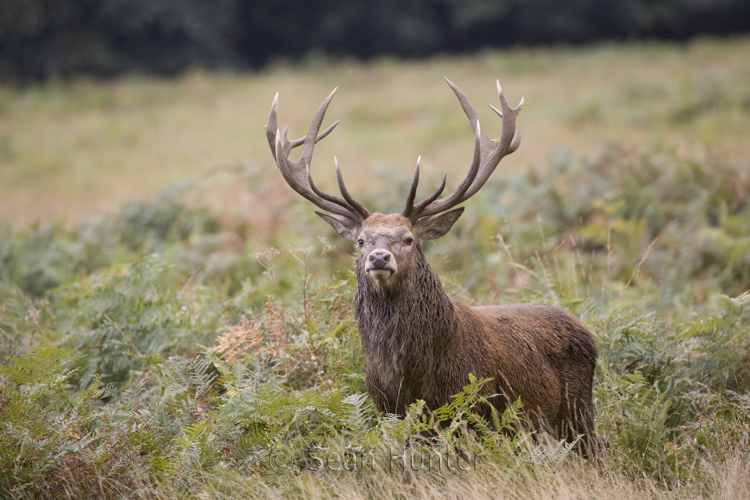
(367, 269, 394, 280)
(365, 261, 396, 280)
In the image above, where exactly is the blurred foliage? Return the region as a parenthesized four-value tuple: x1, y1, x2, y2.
(427, 145, 750, 312)
(2, 0, 750, 81)
(1, 145, 750, 497)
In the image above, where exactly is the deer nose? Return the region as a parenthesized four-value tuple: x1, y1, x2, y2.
(368, 250, 391, 267)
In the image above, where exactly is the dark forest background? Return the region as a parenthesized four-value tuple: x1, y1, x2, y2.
(3, 0, 750, 81)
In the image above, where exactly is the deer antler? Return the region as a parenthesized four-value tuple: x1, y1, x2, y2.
(402, 78, 523, 221)
(265, 90, 370, 221)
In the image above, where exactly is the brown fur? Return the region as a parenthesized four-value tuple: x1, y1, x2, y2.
(351, 213, 600, 456)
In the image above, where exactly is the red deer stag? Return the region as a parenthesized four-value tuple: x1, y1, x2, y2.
(264, 78, 600, 456)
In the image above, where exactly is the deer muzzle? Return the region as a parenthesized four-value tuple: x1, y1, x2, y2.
(365, 250, 396, 280)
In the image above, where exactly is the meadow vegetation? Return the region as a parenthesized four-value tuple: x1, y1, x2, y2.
(2, 36, 750, 224)
(1, 38, 750, 498)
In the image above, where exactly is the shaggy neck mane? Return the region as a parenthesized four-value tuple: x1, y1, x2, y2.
(354, 247, 455, 357)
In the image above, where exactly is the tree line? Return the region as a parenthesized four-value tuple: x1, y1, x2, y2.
(2, 0, 749, 81)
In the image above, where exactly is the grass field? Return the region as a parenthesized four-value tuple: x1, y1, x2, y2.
(1, 36, 749, 224)
(1, 37, 750, 499)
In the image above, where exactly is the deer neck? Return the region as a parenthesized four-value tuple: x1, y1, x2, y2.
(354, 249, 455, 354)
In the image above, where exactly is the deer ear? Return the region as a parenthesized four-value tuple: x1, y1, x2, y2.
(315, 211, 361, 241)
(414, 207, 464, 241)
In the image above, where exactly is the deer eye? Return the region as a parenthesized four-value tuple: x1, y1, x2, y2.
(405, 238, 413, 246)
(357, 239, 364, 247)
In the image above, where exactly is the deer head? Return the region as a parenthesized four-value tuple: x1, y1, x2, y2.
(265, 78, 523, 290)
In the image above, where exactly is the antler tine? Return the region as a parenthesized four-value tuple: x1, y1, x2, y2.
(444, 77, 491, 145)
(264, 93, 279, 161)
(266, 89, 370, 221)
(497, 80, 524, 155)
(298, 88, 337, 168)
(305, 160, 369, 220)
(415, 172, 447, 211)
(402, 157, 451, 218)
(411, 121, 481, 217)
(273, 132, 351, 218)
(408, 78, 523, 220)
(402, 156, 421, 217)
(265, 92, 341, 162)
(290, 121, 339, 149)
(335, 157, 371, 219)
